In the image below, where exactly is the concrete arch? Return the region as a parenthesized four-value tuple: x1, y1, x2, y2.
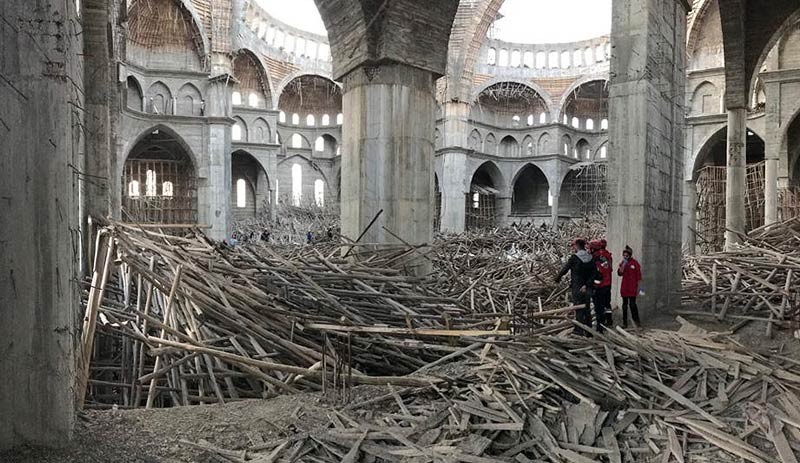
(499, 135, 519, 157)
(779, 104, 800, 181)
(232, 149, 270, 186)
(470, 77, 554, 112)
(468, 129, 483, 151)
(127, 0, 211, 70)
(748, 8, 800, 106)
(233, 48, 275, 108)
(538, 132, 551, 154)
(288, 132, 312, 149)
(690, 124, 766, 181)
(126, 75, 144, 111)
(176, 82, 202, 116)
(689, 80, 721, 115)
(252, 117, 271, 144)
(510, 163, 551, 214)
(145, 81, 173, 115)
(558, 76, 609, 119)
(273, 71, 340, 110)
(232, 116, 248, 142)
(484, 133, 498, 155)
(469, 160, 506, 192)
(686, 0, 715, 58)
(119, 124, 199, 185)
(510, 162, 553, 191)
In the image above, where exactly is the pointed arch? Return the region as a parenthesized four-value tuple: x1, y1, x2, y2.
(232, 48, 274, 109)
(126, 0, 209, 71)
(146, 81, 173, 115)
(126, 75, 144, 112)
(177, 83, 202, 116)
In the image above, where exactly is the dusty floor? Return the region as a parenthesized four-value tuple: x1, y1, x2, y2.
(2, 310, 797, 463)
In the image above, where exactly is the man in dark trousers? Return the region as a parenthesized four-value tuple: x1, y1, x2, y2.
(618, 245, 643, 329)
(590, 239, 613, 330)
(555, 239, 600, 336)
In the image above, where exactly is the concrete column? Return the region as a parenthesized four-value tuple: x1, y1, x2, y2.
(204, 76, 233, 240)
(340, 63, 436, 272)
(496, 196, 512, 227)
(0, 0, 80, 448)
(607, 0, 688, 315)
(551, 193, 560, 226)
(683, 181, 697, 253)
(441, 102, 470, 148)
(765, 158, 779, 225)
(725, 107, 747, 248)
(440, 151, 468, 232)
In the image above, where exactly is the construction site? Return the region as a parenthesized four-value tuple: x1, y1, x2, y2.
(4, 0, 800, 461)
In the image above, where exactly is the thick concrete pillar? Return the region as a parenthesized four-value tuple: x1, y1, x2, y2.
(725, 107, 747, 248)
(204, 76, 233, 240)
(0, 0, 80, 447)
(340, 63, 436, 269)
(607, 0, 688, 315)
(765, 157, 779, 225)
(683, 180, 697, 253)
(440, 151, 468, 232)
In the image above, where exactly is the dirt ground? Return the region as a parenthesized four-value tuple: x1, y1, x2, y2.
(2, 308, 797, 463)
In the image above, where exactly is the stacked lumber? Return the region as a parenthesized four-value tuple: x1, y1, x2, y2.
(431, 221, 607, 334)
(82, 222, 518, 409)
(190, 321, 800, 462)
(682, 217, 800, 334)
(232, 203, 339, 246)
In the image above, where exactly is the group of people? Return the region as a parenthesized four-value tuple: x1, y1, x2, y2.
(555, 238, 643, 336)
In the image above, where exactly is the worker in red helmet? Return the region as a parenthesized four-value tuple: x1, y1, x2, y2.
(556, 238, 601, 336)
(590, 239, 613, 330)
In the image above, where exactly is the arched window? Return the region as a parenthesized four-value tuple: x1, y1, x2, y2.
(600, 146, 607, 159)
(573, 49, 583, 67)
(488, 48, 497, 65)
(307, 41, 318, 58)
(314, 179, 324, 207)
(145, 170, 157, 196)
(549, 51, 559, 68)
(539, 112, 547, 124)
(306, 114, 316, 126)
(257, 22, 267, 38)
(279, 111, 286, 123)
(584, 47, 593, 65)
(527, 114, 534, 126)
(322, 114, 330, 126)
(291, 133, 303, 148)
(315, 136, 324, 152)
(498, 49, 509, 66)
(573, 147, 579, 159)
(275, 132, 281, 144)
(291, 163, 302, 206)
(318, 43, 330, 61)
(266, 26, 276, 43)
(511, 50, 521, 67)
(128, 180, 140, 198)
(232, 91, 242, 105)
(248, 93, 259, 107)
(336, 146, 341, 156)
(560, 51, 570, 68)
(586, 119, 594, 130)
(523, 51, 534, 68)
(512, 115, 521, 125)
(601, 119, 608, 130)
(535, 52, 546, 69)
(291, 113, 300, 125)
(232, 123, 243, 141)
(236, 179, 247, 207)
(284, 34, 295, 52)
(596, 44, 605, 62)
(571, 117, 580, 128)
(295, 37, 306, 56)
(563, 114, 568, 124)
(274, 29, 285, 47)
(548, 190, 554, 207)
(563, 143, 569, 155)
(336, 113, 343, 125)
(162, 181, 174, 197)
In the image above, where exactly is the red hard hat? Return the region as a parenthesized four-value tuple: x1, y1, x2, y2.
(589, 239, 602, 250)
(600, 239, 608, 249)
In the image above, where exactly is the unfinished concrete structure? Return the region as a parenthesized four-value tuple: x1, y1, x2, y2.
(11, 0, 800, 450)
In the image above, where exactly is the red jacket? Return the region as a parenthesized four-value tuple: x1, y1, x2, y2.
(617, 257, 642, 297)
(592, 249, 613, 288)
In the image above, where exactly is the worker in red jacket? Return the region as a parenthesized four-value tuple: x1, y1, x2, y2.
(590, 239, 613, 330)
(617, 246, 642, 329)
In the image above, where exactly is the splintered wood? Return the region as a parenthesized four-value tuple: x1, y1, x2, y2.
(683, 217, 800, 335)
(183, 321, 800, 462)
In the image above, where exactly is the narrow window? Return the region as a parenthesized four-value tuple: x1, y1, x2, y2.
(232, 124, 243, 141)
(523, 51, 534, 68)
(472, 192, 480, 209)
(586, 119, 594, 130)
(162, 181, 174, 197)
(314, 179, 324, 207)
(536, 52, 546, 69)
(145, 170, 157, 196)
(498, 49, 509, 66)
(128, 180, 140, 198)
(511, 50, 521, 67)
(291, 133, 303, 148)
(527, 114, 534, 126)
(488, 48, 497, 65)
(248, 93, 259, 107)
(600, 146, 607, 158)
(539, 112, 547, 124)
(336, 113, 343, 125)
(322, 114, 330, 126)
(295, 37, 306, 56)
(236, 179, 247, 207)
(279, 111, 286, 123)
(291, 164, 302, 206)
(315, 136, 324, 152)
(232, 91, 242, 105)
(572, 117, 580, 128)
(307, 41, 318, 59)
(291, 113, 300, 125)
(601, 119, 608, 130)
(548, 190, 553, 207)
(306, 114, 316, 126)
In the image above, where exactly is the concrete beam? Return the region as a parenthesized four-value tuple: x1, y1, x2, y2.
(0, 0, 80, 448)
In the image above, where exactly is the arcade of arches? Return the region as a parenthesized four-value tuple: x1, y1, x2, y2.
(4, 0, 800, 450)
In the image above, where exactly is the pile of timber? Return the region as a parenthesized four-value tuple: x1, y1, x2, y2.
(81, 222, 531, 409)
(232, 203, 340, 246)
(682, 217, 800, 334)
(188, 321, 800, 462)
(431, 221, 607, 334)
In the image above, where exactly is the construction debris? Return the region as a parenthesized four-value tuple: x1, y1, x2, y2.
(682, 217, 800, 335)
(184, 319, 800, 462)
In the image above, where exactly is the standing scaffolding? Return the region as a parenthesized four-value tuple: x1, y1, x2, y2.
(695, 161, 765, 251)
(465, 186, 498, 230)
(562, 163, 608, 218)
